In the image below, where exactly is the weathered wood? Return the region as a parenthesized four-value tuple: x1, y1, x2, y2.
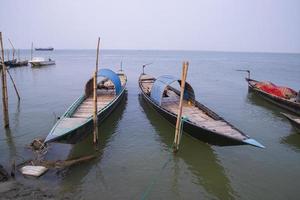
(173, 61, 189, 152)
(35, 155, 96, 169)
(0, 32, 9, 128)
(95, 37, 100, 72)
(93, 71, 98, 144)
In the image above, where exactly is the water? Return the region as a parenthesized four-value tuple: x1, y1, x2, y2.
(1, 50, 300, 199)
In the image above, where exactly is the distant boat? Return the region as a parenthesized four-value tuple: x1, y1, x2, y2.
(4, 59, 17, 67)
(29, 57, 55, 67)
(9, 60, 28, 67)
(244, 71, 300, 115)
(35, 47, 54, 51)
(44, 69, 127, 144)
(138, 73, 264, 148)
(281, 112, 300, 131)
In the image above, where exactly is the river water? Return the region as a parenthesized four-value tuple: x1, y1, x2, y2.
(0, 50, 300, 199)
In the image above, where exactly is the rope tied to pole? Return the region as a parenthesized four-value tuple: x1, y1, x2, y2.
(178, 116, 188, 146)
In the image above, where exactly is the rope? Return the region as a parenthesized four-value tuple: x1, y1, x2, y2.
(178, 116, 188, 146)
(140, 116, 188, 200)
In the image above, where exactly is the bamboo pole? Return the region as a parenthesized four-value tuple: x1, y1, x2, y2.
(93, 71, 98, 144)
(93, 37, 100, 145)
(6, 69, 20, 100)
(173, 61, 189, 153)
(0, 32, 9, 128)
(8, 39, 15, 61)
(95, 37, 100, 72)
(31, 42, 33, 60)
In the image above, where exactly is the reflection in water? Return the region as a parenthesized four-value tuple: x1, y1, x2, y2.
(138, 95, 237, 200)
(281, 131, 300, 152)
(4, 128, 17, 162)
(246, 92, 285, 118)
(247, 92, 300, 152)
(58, 93, 128, 193)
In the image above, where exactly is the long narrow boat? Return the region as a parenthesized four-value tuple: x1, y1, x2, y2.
(35, 47, 54, 51)
(9, 60, 28, 67)
(139, 73, 264, 148)
(281, 112, 300, 131)
(245, 76, 300, 116)
(4, 59, 17, 67)
(44, 69, 127, 144)
(29, 57, 55, 67)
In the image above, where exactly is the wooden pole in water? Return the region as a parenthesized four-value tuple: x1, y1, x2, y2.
(0, 32, 10, 128)
(30, 42, 33, 60)
(95, 37, 100, 72)
(6, 69, 20, 100)
(93, 71, 98, 145)
(173, 61, 189, 153)
(93, 37, 100, 145)
(8, 39, 15, 61)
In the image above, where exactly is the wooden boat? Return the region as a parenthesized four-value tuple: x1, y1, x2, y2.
(139, 73, 264, 148)
(35, 47, 54, 51)
(281, 112, 300, 131)
(44, 69, 127, 144)
(245, 75, 300, 116)
(4, 59, 17, 66)
(9, 60, 28, 67)
(29, 57, 55, 67)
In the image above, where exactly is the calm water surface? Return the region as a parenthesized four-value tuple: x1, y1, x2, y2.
(0, 50, 300, 199)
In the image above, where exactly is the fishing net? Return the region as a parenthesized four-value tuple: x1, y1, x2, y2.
(254, 81, 297, 99)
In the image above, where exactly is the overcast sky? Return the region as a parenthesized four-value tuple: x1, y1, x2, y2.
(0, 0, 299, 53)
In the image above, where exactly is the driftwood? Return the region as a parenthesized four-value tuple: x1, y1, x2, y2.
(18, 155, 96, 170)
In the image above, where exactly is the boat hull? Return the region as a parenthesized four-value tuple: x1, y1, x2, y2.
(30, 61, 55, 67)
(9, 60, 28, 67)
(47, 89, 127, 144)
(139, 84, 246, 147)
(282, 113, 300, 131)
(247, 78, 300, 116)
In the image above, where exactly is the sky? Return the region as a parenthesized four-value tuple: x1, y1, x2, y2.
(0, 0, 299, 53)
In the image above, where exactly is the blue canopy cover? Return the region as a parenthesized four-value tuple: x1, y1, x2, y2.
(150, 75, 195, 106)
(97, 69, 122, 95)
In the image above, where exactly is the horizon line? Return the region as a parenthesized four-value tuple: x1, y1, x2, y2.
(3, 48, 300, 55)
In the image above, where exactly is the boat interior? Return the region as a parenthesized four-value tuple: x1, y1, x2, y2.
(72, 72, 127, 118)
(139, 74, 247, 140)
(51, 72, 126, 135)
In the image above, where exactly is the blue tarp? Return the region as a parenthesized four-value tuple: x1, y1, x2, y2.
(97, 69, 122, 95)
(150, 75, 195, 106)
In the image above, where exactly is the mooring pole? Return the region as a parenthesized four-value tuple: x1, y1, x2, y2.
(0, 32, 9, 128)
(30, 42, 33, 60)
(173, 61, 189, 153)
(93, 71, 98, 145)
(8, 39, 15, 61)
(6, 69, 20, 100)
(93, 37, 100, 145)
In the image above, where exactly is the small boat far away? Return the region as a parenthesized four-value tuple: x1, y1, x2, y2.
(243, 70, 300, 116)
(44, 69, 127, 144)
(138, 72, 264, 148)
(281, 112, 300, 132)
(29, 57, 55, 67)
(35, 47, 54, 51)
